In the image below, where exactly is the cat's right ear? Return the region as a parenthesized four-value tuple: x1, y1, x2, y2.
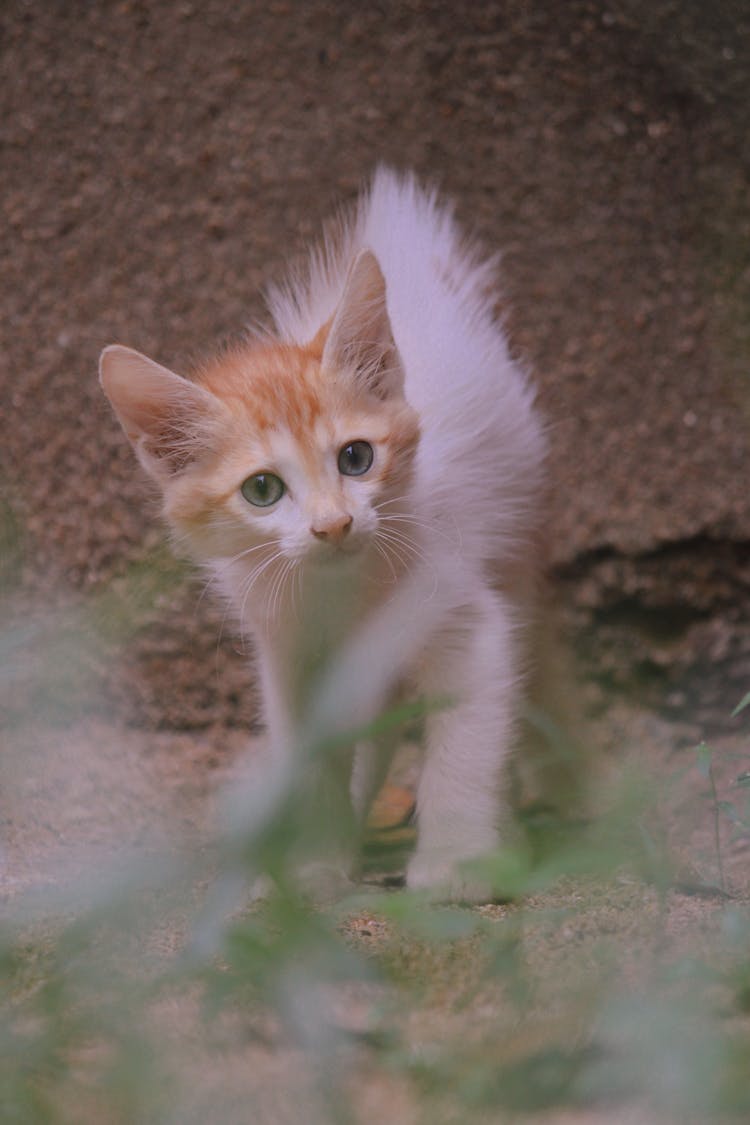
(99, 345, 226, 480)
(322, 249, 404, 400)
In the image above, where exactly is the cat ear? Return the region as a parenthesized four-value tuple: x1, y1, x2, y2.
(322, 249, 404, 399)
(99, 345, 226, 480)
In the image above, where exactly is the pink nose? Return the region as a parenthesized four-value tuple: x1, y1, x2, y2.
(311, 515, 353, 544)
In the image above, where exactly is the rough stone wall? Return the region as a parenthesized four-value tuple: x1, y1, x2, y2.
(2, 0, 748, 730)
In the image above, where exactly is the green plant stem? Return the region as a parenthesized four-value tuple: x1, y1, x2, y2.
(708, 760, 726, 895)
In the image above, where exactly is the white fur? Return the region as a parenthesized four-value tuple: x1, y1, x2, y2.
(268, 169, 544, 565)
(260, 169, 546, 901)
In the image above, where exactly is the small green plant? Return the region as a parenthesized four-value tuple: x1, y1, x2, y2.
(692, 691, 750, 895)
(5, 584, 750, 1123)
(694, 740, 728, 893)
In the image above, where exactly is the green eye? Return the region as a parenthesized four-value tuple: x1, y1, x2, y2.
(240, 472, 285, 507)
(338, 441, 374, 477)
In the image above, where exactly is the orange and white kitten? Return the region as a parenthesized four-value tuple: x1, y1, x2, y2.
(99, 169, 546, 901)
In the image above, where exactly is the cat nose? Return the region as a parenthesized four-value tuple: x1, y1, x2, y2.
(311, 514, 353, 544)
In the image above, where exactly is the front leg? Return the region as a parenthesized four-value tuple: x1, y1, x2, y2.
(407, 591, 519, 902)
(350, 684, 410, 825)
(253, 644, 359, 901)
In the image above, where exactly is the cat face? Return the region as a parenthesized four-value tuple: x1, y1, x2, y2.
(100, 251, 420, 581)
(165, 343, 419, 568)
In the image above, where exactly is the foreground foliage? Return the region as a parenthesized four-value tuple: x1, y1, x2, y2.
(3, 606, 750, 1123)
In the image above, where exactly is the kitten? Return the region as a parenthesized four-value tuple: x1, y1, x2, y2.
(99, 168, 546, 902)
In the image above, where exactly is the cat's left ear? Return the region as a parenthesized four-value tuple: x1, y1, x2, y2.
(99, 345, 227, 481)
(322, 249, 404, 399)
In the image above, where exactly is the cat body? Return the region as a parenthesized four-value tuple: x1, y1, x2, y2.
(100, 169, 546, 901)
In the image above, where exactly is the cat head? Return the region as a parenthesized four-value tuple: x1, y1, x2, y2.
(99, 250, 420, 579)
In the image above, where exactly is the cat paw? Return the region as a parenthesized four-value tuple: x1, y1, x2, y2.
(406, 852, 494, 905)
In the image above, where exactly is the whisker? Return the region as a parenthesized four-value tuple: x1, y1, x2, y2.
(283, 559, 298, 619)
(380, 511, 459, 547)
(375, 496, 461, 547)
(266, 557, 290, 624)
(238, 550, 285, 630)
(291, 560, 303, 624)
(373, 494, 411, 510)
(371, 536, 399, 583)
(375, 524, 440, 596)
(194, 539, 284, 642)
(377, 526, 427, 565)
(374, 531, 415, 573)
(278, 557, 300, 624)
(214, 539, 283, 570)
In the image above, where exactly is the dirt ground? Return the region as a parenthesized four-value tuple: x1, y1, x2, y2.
(1, 2, 750, 1120)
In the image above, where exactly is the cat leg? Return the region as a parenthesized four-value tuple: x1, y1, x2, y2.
(350, 688, 408, 825)
(407, 590, 519, 903)
(248, 647, 357, 902)
(350, 740, 395, 823)
(297, 731, 400, 898)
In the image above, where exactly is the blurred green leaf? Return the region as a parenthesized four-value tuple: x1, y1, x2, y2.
(695, 741, 713, 779)
(463, 846, 535, 900)
(731, 691, 750, 718)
